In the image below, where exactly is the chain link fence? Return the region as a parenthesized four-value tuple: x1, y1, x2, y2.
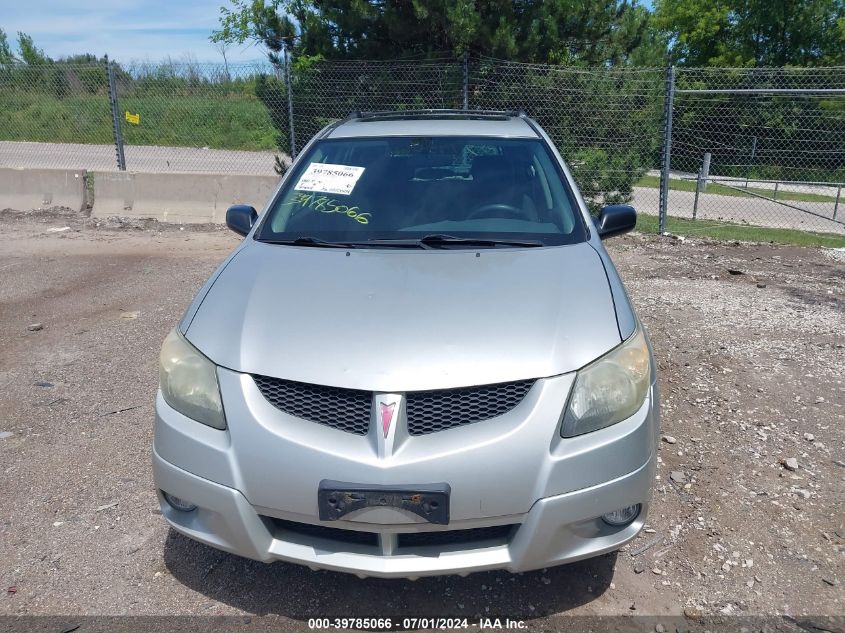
(665, 67, 845, 235)
(1, 55, 843, 235)
(0, 62, 113, 170)
(470, 57, 665, 216)
(291, 55, 465, 156)
(0, 60, 282, 175)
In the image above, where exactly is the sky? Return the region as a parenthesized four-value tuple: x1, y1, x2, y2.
(1, 0, 266, 64)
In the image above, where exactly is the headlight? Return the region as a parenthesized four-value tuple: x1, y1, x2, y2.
(561, 327, 651, 437)
(159, 328, 226, 429)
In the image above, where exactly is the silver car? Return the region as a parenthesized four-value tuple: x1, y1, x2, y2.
(153, 110, 659, 579)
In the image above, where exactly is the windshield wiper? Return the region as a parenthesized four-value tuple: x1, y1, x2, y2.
(416, 234, 545, 248)
(361, 235, 544, 249)
(259, 237, 357, 248)
(261, 235, 545, 250)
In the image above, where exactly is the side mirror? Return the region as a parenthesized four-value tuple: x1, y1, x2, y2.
(595, 204, 636, 239)
(226, 205, 258, 237)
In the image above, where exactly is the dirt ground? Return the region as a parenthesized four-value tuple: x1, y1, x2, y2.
(0, 209, 842, 630)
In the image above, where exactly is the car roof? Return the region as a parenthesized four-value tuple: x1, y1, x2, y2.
(326, 110, 541, 139)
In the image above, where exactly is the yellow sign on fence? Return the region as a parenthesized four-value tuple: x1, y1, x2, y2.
(125, 111, 140, 125)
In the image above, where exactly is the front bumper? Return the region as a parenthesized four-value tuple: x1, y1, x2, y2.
(154, 446, 654, 578)
(152, 372, 658, 578)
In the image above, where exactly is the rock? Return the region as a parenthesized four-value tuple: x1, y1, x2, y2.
(27, 323, 44, 331)
(727, 269, 745, 275)
(803, 433, 815, 441)
(651, 567, 662, 575)
(655, 625, 666, 633)
(781, 457, 799, 471)
(670, 471, 687, 483)
(662, 435, 677, 444)
(683, 607, 702, 620)
(633, 562, 646, 574)
(756, 282, 767, 288)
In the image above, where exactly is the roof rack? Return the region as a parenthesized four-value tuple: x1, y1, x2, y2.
(346, 109, 527, 122)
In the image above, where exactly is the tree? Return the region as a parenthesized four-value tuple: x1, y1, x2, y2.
(17, 32, 51, 65)
(214, 40, 231, 79)
(0, 28, 17, 64)
(654, 0, 845, 66)
(211, 0, 663, 65)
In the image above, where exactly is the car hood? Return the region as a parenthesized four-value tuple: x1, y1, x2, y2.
(185, 241, 622, 392)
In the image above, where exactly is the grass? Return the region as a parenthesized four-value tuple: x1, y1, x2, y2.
(0, 93, 278, 151)
(635, 213, 845, 248)
(636, 175, 838, 204)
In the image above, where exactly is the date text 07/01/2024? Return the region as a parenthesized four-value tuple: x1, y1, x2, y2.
(307, 618, 528, 630)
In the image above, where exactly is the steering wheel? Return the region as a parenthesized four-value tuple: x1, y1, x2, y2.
(466, 203, 525, 221)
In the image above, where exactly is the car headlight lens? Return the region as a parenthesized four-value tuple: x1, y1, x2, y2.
(561, 327, 651, 437)
(159, 328, 226, 429)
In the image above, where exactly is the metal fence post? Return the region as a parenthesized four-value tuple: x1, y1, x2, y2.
(462, 51, 469, 110)
(692, 168, 702, 220)
(701, 152, 711, 192)
(834, 186, 842, 220)
(283, 46, 297, 160)
(105, 56, 126, 171)
(744, 136, 757, 188)
(658, 65, 675, 235)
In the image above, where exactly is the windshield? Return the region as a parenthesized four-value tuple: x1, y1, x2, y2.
(257, 136, 586, 246)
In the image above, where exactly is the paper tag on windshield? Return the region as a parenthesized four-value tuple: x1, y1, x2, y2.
(294, 163, 365, 196)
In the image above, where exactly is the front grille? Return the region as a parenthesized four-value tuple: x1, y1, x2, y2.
(265, 518, 378, 547)
(398, 524, 516, 548)
(405, 380, 534, 436)
(252, 374, 534, 437)
(263, 517, 516, 552)
(252, 375, 370, 435)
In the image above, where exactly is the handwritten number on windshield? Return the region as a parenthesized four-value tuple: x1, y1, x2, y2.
(284, 192, 371, 225)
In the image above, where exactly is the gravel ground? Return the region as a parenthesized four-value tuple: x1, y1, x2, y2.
(0, 209, 843, 630)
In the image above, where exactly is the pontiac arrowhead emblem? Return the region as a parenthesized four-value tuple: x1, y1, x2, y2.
(379, 402, 396, 438)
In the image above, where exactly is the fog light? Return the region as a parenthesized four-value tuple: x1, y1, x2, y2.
(163, 491, 197, 512)
(601, 503, 641, 527)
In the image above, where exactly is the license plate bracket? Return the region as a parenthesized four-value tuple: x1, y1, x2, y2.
(318, 480, 450, 525)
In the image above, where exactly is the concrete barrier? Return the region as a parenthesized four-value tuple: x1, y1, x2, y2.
(0, 168, 87, 212)
(92, 171, 279, 223)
